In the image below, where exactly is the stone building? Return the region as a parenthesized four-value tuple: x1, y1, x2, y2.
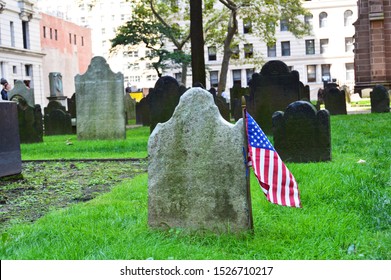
(354, 0, 391, 94)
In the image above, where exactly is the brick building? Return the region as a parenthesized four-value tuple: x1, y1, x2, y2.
(354, 0, 391, 94)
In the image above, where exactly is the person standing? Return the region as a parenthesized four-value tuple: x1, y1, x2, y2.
(1, 78, 10, 100)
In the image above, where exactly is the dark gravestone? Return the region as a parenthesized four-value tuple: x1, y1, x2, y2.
(14, 99, 43, 143)
(273, 101, 331, 163)
(323, 87, 347, 115)
(136, 96, 150, 126)
(230, 86, 249, 121)
(210, 88, 230, 122)
(0, 102, 22, 177)
(67, 94, 77, 133)
(248, 60, 303, 133)
(148, 76, 181, 133)
(370, 85, 390, 113)
(44, 101, 72, 135)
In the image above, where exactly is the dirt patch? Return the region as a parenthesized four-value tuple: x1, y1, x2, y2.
(0, 159, 147, 233)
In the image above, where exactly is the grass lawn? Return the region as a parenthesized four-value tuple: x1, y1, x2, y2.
(1, 113, 390, 260)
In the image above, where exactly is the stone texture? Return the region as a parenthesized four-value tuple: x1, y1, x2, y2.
(148, 87, 252, 233)
(75, 56, 126, 140)
(273, 101, 331, 163)
(370, 84, 390, 113)
(0, 102, 22, 177)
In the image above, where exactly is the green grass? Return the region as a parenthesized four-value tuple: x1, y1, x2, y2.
(20, 126, 150, 160)
(1, 113, 390, 259)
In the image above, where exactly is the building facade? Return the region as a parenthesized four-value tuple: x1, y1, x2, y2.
(354, 0, 391, 93)
(163, 0, 358, 101)
(40, 13, 92, 103)
(0, 0, 46, 105)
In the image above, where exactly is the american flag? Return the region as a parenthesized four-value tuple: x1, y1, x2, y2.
(245, 111, 302, 208)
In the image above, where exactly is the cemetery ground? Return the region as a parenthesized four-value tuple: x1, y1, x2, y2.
(0, 113, 390, 260)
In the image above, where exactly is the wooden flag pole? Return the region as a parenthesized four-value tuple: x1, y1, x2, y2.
(242, 96, 254, 232)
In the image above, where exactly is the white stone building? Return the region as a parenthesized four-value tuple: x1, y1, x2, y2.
(0, 0, 45, 105)
(163, 0, 358, 101)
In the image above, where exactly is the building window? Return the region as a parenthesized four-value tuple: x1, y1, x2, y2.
(22, 21, 30, 49)
(208, 46, 217, 61)
(345, 37, 354, 52)
(128, 63, 140, 70)
(281, 41, 291, 56)
(320, 39, 329, 54)
(280, 19, 289, 31)
(246, 69, 254, 83)
(321, 64, 331, 82)
(55, 29, 58, 40)
(344, 10, 353, 27)
(319, 12, 328, 28)
(305, 39, 315, 55)
(244, 43, 253, 58)
(267, 44, 276, 57)
(304, 14, 313, 29)
(13, 65, 17, 74)
(74, 34, 77, 45)
(43, 26, 46, 38)
(102, 28, 106, 34)
(307, 65, 317, 83)
(50, 28, 53, 39)
(81, 36, 84, 46)
(10, 22, 15, 47)
(232, 69, 242, 87)
(69, 33, 72, 44)
(243, 19, 252, 34)
(346, 63, 354, 80)
(232, 45, 239, 59)
(129, 76, 140, 82)
(210, 71, 219, 88)
(25, 64, 32, 77)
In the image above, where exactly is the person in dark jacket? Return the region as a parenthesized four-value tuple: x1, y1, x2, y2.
(1, 78, 10, 100)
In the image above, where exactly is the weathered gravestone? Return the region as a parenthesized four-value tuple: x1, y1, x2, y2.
(230, 86, 249, 121)
(124, 93, 136, 122)
(370, 85, 390, 113)
(75, 56, 126, 140)
(209, 88, 230, 122)
(44, 101, 73, 135)
(273, 101, 331, 163)
(0, 101, 22, 177)
(247, 60, 307, 133)
(8, 80, 43, 143)
(148, 87, 252, 233)
(323, 86, 347, 115)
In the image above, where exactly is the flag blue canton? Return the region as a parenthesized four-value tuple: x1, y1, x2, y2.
(246, 113, 275, 151)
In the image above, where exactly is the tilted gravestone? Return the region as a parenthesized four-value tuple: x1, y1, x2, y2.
(0, 102, 22, 177)
(75, 56, 126, 140)
(323, 87, 347, 115)
(8, 80, 43, 143)
(44, 101, 73, 135)
(370, 85, 390, 113)
(148, 87, 252, 233)
(247, 60, 305, 133)
(273, 101, 331, 163)
(148, 76, 182, 133)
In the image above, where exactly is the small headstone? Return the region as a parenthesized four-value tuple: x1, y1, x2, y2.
(124, 93, 136, 122)
(370, 85, 390, 113)
(136, 96, 150, 126)
(230, 86, 249, 121)
(323, 87, 347, 115)
(0, 102, 22, 177)
(148, 87, 252, 233)
(273, 101, 331, 163)
(75, 56, 126, 140)
(148, 76, 182, 133)
(8, 80, 35, 107)
(44, 101, 72, 135)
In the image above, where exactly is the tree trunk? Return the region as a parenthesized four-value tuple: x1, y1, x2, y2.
(181, 64, 188, 85)
(217, 9, 238, 95)
(190, 0, 206, 87)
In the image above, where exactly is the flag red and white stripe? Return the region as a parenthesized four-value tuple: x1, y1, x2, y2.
(245, 111, 301, 208)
